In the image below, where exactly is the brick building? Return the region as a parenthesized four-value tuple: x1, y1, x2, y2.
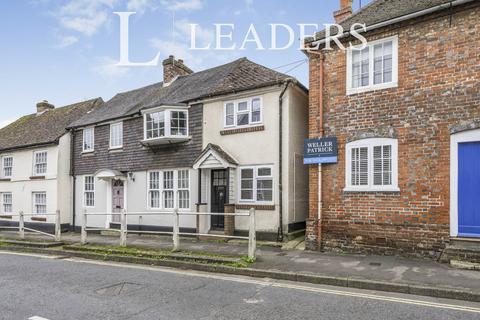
(305, 0, 480, 257)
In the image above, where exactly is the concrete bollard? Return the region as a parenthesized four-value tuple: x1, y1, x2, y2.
(19, 211, 25, 240)
(81, 210, 87, 245)
(55, 210, 61, 242)
(248, 208, 257, 260)
(173, 208, 180, 251)
(120, 209, 127, 247)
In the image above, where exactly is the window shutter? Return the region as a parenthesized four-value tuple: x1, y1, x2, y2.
(374, 145, 392, 186)
(351, 147, 368, 186)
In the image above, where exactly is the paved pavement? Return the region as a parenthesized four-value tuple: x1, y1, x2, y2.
(15, 231, 480, 294)
(1, 252, 480, 320)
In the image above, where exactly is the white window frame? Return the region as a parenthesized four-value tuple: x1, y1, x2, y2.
(346, 36, 399, 95)
(1, 156, 13, 178)
(83, 127, 95, 153)
(1, 192, 12, 214)
(143, 108, 189, 141)
(109, 122, 123, 149)
(32, 192, 47, 215)
(147, 169, 191, 211)
(344, 138, 399, 192)
(83, 176, 95, 208)
(224, 97, 263, 129)
(33, 151, 48, 176)
(238, 165, 274, 205)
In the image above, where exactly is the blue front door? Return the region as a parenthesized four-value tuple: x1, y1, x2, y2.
(458, 142, 480, 237)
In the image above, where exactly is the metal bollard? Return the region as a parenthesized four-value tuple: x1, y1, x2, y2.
(120, 209, 127, 247)
(173, 208, 180, 251)
(19, 211, 25, 240)
(55, 210, 61, 242)
(81, 210, 87, 245)
(248, 208, 256, 260)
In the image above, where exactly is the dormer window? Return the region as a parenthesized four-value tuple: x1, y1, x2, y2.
(143, 107, 190, 146)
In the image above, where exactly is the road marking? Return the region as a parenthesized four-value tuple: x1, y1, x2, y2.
(29, 316, 50, 320)
(3, 251, 480, 314)
(63, 257, 480, 314)
(0, 251, 61, 259)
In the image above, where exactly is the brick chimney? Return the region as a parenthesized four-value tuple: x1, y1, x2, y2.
(36, 100, 55, 114)
(162, 55, 193, 84)
(334, 0, 353, 23)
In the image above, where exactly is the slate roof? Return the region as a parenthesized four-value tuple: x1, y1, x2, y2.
(70, 58, 304, 128)
(0, 98, 103, 152)
(308, 0, 459, 42)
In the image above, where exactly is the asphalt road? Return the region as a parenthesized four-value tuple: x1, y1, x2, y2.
(0, 252, 479, 320)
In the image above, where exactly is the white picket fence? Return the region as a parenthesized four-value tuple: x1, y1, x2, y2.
(0, 211, 62, 241)
(81, 208, 257, 259)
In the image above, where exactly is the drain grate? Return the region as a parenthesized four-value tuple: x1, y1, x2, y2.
(369, 262, 382, 267)
(95, 282, 144, 296)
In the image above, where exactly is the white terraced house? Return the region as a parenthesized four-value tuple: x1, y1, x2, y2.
(0, 98, 103, 231)
(69, 56, 309, 241)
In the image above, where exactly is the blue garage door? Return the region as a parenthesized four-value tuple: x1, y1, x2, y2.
(458, 142, 480, 237)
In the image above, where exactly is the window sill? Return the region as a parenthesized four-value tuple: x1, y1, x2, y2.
(31, 216, 47, 222)
(221, 125, 265, 136)
(82, 151, 94, 156)
(346, 82, 398, 96)
(343, 187, 400, 193)
(30, 176, 46, 180)
(236, 204, 275, 211)
(109, 147, 123, 153)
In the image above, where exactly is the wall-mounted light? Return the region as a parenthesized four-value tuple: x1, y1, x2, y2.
(128, 172, 135, 182)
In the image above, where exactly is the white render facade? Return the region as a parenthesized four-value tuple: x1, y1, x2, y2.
(73, 84, 309, 240)
(0, 135, 72, 226)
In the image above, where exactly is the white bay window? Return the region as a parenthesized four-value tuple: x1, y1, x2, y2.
(345, 138, 399, 192)
(143, 108, 189, 144)
(347, 36, 398, 95)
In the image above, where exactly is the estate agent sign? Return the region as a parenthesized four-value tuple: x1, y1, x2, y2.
(304, 137, 338, 164)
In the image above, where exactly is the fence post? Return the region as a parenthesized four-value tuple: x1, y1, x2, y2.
(248, 208, 256, 260)
(172, 208, 180, 251)
(120, 209, 127, 247)
(55, 210, 61, 242)
(19, 211, 25, 240)
(81, 209, 87, 245)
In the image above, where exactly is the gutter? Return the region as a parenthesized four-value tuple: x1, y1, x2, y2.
(277, 79, 293, 242)
(70, 129, 77, 231)
(305, 50, 325, 249)
(310, 0, 474, 47)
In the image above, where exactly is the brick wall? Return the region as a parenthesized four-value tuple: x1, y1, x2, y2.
(73, 104, 203, 175)
(307, 4, 480, 257)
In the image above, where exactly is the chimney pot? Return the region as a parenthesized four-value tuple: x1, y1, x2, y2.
(162, 55, 193, 84)
(36, 100, 55, 114)
(334, 0, 353, 23)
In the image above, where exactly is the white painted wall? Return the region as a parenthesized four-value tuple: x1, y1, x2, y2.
(0, 136, 72, 224)
(74, 170, 198, 230)
(201, 85, 309, 233)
